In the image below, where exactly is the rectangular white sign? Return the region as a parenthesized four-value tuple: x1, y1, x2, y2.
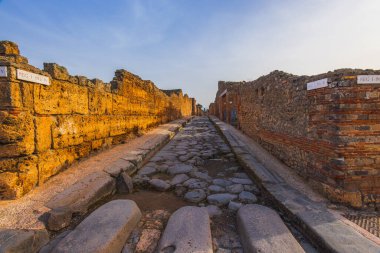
(0, 66, 7, 77)
(16, 69, 50, 85)
(357, 75, 380, 84)
(219, 89, 227, 97)
(307, 78, 328, 90)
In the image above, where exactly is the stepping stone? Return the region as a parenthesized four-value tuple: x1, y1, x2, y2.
(167, 164, 193, 175)
(0, 229, 49, 253)
(149, 179, 171, 191)
(208, 185, 225, 193)
(230, 178, 253, 185)
(46, 172, 116, 231)
(228, 201, 243, 211)
(213, 179, 233, 187)
(237, 204, 305, 253)
(207, 193, 238, 206)
(184, 189, 207, 203)
(239, 191, 257, 204)
(53, 200, 142, 253)
(157, 206, 212, 253)
(226, 184, 244, 194)
(170, 174, 189, 185)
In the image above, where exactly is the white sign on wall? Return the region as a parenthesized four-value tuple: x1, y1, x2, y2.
(357, 75, 380, 84)
(16, 69, 50, 85)
(0, 66, 7, 77)
(307, 78, 328, 90)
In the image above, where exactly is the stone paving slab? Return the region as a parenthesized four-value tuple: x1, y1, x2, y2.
(0, 118, 188, 233)
(52, 200, 142, 253)
(157, 206, 213, 253)
(237, 204, 305, 253)
(211, 116, 380, 253)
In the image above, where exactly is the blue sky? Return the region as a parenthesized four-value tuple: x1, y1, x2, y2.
(1, 0, 380, 107)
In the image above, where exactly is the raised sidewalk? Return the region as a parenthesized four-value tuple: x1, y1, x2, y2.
(210, 116, 380, 253)
(0, 118, 189, 251)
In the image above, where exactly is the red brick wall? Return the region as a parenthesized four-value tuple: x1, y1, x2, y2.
(211, 70, 380, 208)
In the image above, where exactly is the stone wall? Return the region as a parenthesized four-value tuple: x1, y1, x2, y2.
(0, 41, 196, 199)
(211, 69, 380, 208)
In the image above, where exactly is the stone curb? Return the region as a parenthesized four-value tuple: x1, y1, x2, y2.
(210, 116, 380, 253)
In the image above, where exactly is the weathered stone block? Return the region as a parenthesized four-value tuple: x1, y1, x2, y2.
(38, 149, 75, 184)
(0, 81, 22, 109)
(89, 88, 112, 115)
(34, 79, 88, 115)
(35, 116, 54, 152)
(0, 111, 34, 157)
(52, 200, 141, 253)
(0, 156, 38, 199)
(0, 41, 20, 55)
(43, 63, 70, 81)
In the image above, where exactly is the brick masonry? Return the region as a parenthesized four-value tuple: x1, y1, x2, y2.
(210, 70, 380, 208)
(0, 41, 197, 199)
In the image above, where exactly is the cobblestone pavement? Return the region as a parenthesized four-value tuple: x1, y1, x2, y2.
(120, 116, 311, 253)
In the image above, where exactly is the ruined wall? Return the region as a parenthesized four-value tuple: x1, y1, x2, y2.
(0, 41, 196, 199)
(211, 70, 380, 208)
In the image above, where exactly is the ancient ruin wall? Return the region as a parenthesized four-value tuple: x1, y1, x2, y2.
(212, 70, 380, 208)
(0, 41, 196, 199)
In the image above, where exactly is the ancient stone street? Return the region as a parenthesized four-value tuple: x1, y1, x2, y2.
(0, 39, 379, 253)
(110, 117, 315, 253)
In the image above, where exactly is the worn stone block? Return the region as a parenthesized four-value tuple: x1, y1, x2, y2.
(38, 149, 76, 184)
(0, 41, 20, 55)
(52, 200, 141, 253)
(0, 111, 34, 157)
(43, 63, 70, 81)
(35, 116, 54, 152)
(0, 156, 38, 199)
(89, 88, 112, 115)
(34, 80, 88, 115)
